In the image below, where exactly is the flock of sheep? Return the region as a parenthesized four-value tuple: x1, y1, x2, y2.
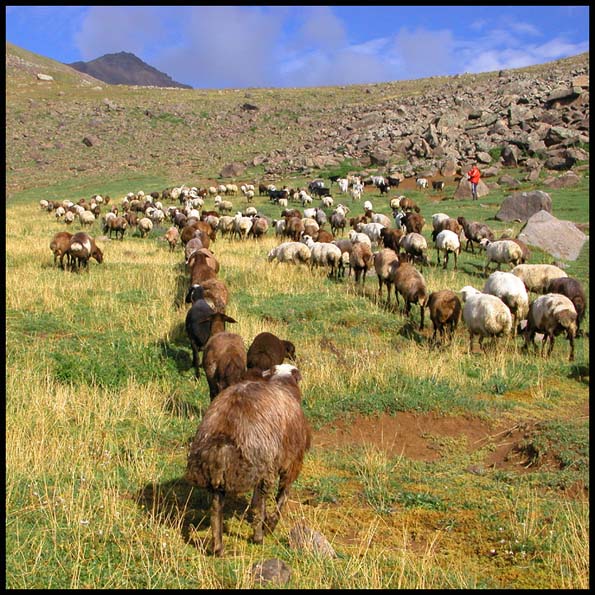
(43, 174, 586, 555)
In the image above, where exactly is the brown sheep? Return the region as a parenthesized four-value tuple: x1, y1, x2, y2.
(392, 261, 428, 329)
(185, 252, 228, 312)
(545, 277, 586, 336)
(202, 332, 248, 400)
(315, 229, 334, 243)
(185, 364, 311, 557)
(246, 332, 296, 372)
(49, 231, 73, 269)
(374, 248, 400, 304)
(248, 216, 269, 240)
(185, 285, 237, 378)
(103, 215, 128, 240)
(428, 290, 462, 343)
(164, 226, 180, 252)
(67, 232, 103, 271)
(350, 241, 374, 285)
(379, 227, 404, 254)
(187, 248, 220, 275)
(402, 211, 425, 235)
(523, 293, 577, 361)
(457, 216, 494, 253)
(431, 217, 462, 241)
(285, 216, 305, 242)
(399, 197, 420, 213)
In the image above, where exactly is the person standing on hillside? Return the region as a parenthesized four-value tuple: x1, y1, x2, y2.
(467, 163, 481, 200)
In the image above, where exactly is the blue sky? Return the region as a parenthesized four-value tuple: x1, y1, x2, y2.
(5, 5, 590, 89)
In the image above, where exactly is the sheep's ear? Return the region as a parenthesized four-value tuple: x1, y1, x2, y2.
(221, 314, 238, 324)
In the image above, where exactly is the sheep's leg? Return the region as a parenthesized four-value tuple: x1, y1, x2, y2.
(264, 474, 290, 535)
(250, 480, 267, 545)
(567, 333, 575, 362)
(546, 334, 555, 358)
(191, 344, 201, 379)
(443, 251, 448, 270)
(453, 252, 458, 271)
(210, 488, 225, 557)
(419, 304, 425, 330)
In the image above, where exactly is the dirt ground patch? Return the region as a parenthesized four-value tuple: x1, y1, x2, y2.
(313, 400, 589, 481)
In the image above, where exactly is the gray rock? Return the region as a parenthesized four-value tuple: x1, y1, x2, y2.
(251, 558, 291, 586)
(495, 190, 552, 222)
(517, 210, 588, 261)
(220, 162, 246, 178)
(544, 171, 581, 189)
(82, 135, 99, 147)
(288, 523, 337, 558)
(453, 178, 490, 200)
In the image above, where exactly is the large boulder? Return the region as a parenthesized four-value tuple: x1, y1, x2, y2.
(495, 190, 552, 222)
(517, 210, 588, 261)
(220, 162, 245, 178)
(453, 177, 490, 200)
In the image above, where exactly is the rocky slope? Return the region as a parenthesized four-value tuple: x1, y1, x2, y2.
(5, 42, 589, 194)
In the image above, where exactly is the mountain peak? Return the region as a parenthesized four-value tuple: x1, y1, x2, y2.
(68, 51, 192, 89)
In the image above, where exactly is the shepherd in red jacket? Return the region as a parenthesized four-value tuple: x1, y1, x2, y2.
(467, 164, 481, 200)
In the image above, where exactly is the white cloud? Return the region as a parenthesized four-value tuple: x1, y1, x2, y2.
(74, 6, 163, 60)
(390, 27, 457, 79)
(155, 6, 286, 88)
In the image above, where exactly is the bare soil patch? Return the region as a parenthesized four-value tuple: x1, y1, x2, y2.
(313, 398, 589, 483)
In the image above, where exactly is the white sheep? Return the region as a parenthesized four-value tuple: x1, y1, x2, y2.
(214, 215, 234, 239)
(435, 229, 461, 270)
(370, 213, 392, 228)
(363, 200, 373, 212)
(301, 234, 343, 278)
(511, 264, 568, 294)
(267, 241, 311, 265)
(79, 210, 96, 226)
(321, 195, 333, 208)
(138, 217, 153, 238)
(523, 293, 577, 361)
(272, 218, 287, 238)
(334, 203, 350, 217)
(416, 177, 428, 190)
(482, 239, 523, 275)
(338, 178, 349, 193)
(54, 206, 66, 221)
(349, 183, 364, 201)
(460, 286, 513, 353)
(399, 232, 429, 266)
(355, 221, 385, 247)
(232, 212, 253, 240)
(217, 200, 234, 214)
(431, 213, 450, 236)
(483, 271, 529, 333)
(348, 229, 372, 248)
(390, 196, 403, 210)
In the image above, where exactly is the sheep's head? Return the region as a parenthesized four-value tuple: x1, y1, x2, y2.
(265, 364, 302, 384)
(459, 286, 480, 302)
(92, 247, 104, 264)
(186, 284, 204, 304)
